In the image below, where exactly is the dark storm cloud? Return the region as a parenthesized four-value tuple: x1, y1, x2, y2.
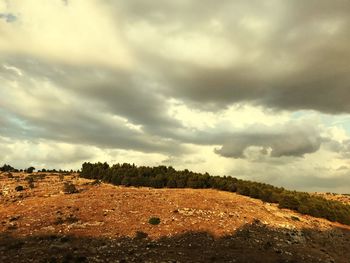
(160, 58, 350, 113)
(0, 54, 337, 160)
(324, 139, 350, 158)
(215, 124, 322, 158)
(0, 56, 186, 155)
(1, 55, 184, 138)
(113, 0, 350, 114)
(3, 102, 186, 155)
(0, 109, 30, 139)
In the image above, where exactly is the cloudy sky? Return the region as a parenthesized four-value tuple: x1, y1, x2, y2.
(1, 0, 350, 193)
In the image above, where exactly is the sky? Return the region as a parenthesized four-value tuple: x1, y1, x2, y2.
(1, 0, 350, 193)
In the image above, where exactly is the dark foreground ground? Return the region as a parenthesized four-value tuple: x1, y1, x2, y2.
(1, 221, 349, 263)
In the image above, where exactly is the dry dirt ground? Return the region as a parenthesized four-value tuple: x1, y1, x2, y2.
(1, 172, 350, 263)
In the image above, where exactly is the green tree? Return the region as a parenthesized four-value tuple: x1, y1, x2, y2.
(0, 164, 15, 172)
(26, 166, 35, 173)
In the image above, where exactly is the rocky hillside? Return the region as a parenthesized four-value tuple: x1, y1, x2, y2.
(1, 172, 350, 263)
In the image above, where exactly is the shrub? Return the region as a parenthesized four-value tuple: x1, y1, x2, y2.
(35, 174, 46, 180)
(63, 182, 78, 194)
(26, 167, 35, 174)
(291, 216, 300, 221)
(148, 217, 161, 225)
(279, 194, 301, 210)
(54, 217, 64, 225)
(15, 185, 24, 192)
(25, 176, 34, 183)
(91, 179, 101, 185)
(5, 172, 13, 178)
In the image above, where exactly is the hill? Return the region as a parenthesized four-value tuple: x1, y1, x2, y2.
(79, 162, 350, 225)
(1, 172, 350, 262)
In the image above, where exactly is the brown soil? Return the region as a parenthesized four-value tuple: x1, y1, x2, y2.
(1, 172, 350, 263)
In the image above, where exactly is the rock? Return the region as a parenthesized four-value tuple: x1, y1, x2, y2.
(274, 248, 283, 254)
(9, 215, 20, 222)
(135, 231, 148, 240)
(1, 186, 10, 196)
(88, 247, 98, 254)
(42, 226, 56, 232)
(7, 223, 18, 230)
(50, 243, 71, 251)
(59, 236, 70, 243)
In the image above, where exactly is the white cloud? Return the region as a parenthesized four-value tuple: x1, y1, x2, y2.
(125, 21, 238, 68)
(0, 0, 133, 68)
(3, 64, 23, 76)
(0, 135, 170, 170)
(168, 100, 290, 131)
(0, 136, 96, 169)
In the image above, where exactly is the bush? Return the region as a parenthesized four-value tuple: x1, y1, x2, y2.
(279, 194, 301, 210)
(25, 176, 34, 184)
(91, 179, 101, 185)
(26, 167, 35, 174)
(148, 217, 161, 225)
(5, 172, 13, 178)
(15, 185, 24, 192)
(35, 174, 47, 180)
(291, 216, 300, 221)
(58, 174, 65, 181)
(63, 182, 78, 194)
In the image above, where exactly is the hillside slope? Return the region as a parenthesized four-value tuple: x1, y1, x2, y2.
(1, 172, 350, 263)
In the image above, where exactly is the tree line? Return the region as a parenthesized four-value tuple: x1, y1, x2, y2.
(0, 164, 77, 174)
(80, 162, 350, 225)
(0, 164, 35, 173)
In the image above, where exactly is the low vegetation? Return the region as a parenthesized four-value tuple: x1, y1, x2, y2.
(15, 185, 24, 192)
(58, 174, 65, 181)
(63, 182, 78, 194)
(80, 162, 350, 225)
(148, 217, 161, 225)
